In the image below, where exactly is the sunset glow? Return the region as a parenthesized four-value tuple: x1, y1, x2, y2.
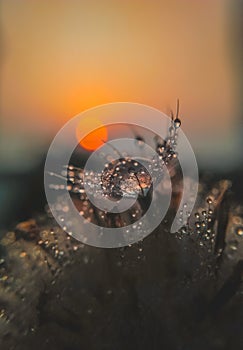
(76, 117, 108, 151)
(0, 0, 239, 169)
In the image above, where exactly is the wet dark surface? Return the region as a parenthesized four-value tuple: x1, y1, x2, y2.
(0, 174, 243, 350)
(0, 148, 243, 350)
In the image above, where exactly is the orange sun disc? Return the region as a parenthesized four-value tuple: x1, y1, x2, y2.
(76, 117, 108, 151)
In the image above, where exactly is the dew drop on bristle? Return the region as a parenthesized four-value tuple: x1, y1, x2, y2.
(207, 197, 213, 205)
(235, 226, 243, 237)
(135, 136, 145, 147)
(228, 240, 238, 251)
(174, 118, 181, 128)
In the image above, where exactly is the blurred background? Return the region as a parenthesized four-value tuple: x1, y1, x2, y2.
(0, 0, 242, 230)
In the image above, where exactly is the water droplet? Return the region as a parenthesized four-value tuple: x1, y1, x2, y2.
(0, 309, 6, 318)
(181, 226, 187, 234)
(206, 197, 213, 204)
(235, 226, 243, 237)
(229, 240, 238, 251)
(128, 167, 135, 175)
(174, 118, 181, 128)
(67, 184, 72, 191)
(135, 137, 145, 147)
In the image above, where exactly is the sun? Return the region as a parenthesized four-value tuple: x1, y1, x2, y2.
(76, 117, 108, 151)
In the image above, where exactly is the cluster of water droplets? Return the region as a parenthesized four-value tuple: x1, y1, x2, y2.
(225, 209, 243, 261)
(47, 112, 183, 236)
(46, 112, 243, 265)
(155, 114, 181, 164)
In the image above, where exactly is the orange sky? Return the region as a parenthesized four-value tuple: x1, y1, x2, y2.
(0, 0, 239, 170)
